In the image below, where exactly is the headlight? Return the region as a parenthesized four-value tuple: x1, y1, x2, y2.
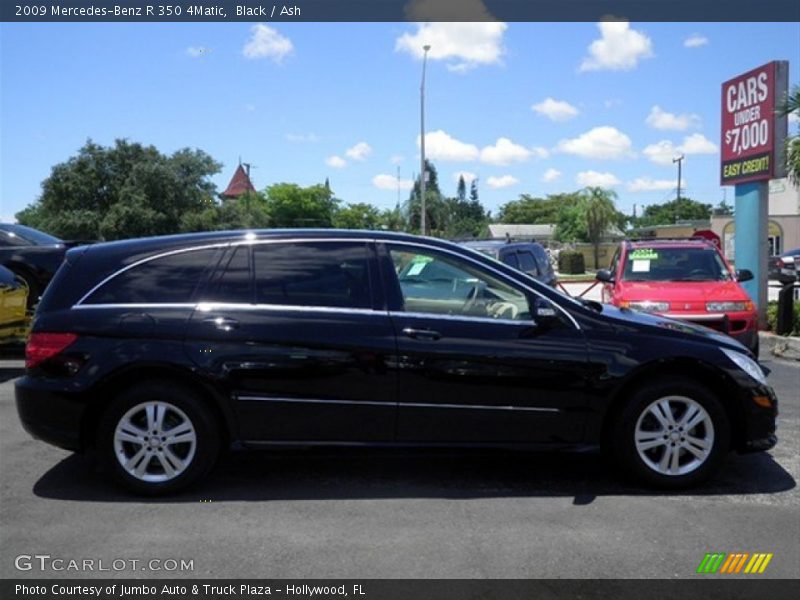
(721, 347, 767, 386)
(707, 301, 754, 312)
(622, 301, 669, 313)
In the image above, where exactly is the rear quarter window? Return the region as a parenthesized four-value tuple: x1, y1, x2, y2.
(84, 248, 220, 304)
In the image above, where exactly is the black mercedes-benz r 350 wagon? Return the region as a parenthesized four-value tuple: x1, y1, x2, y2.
(16, 230, 777, 494)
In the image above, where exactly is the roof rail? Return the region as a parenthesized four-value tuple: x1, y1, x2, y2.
(625, 236, 715, 245)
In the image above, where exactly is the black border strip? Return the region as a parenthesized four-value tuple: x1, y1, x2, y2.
(2, 1, 800, 23)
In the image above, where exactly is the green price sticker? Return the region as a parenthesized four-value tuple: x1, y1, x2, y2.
(629, 249, 659, 260)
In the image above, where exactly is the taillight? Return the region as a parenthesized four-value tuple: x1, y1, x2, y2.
(26, 333, 79, 369)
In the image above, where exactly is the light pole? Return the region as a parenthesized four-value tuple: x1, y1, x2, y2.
(673, 154, 684, 223)
(420, 44, 431, 236)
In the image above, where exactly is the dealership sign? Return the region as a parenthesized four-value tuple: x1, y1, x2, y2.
(720, 61, 788, 185)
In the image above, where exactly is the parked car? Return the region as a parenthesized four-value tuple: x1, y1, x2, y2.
(461, 240, 557, 287)
(0, 223, 71, 307)
(768, 248, 799, 284)
(597, 238, 759, 356)
(0, 265, 28, 343)
(17, 230, 776, 494)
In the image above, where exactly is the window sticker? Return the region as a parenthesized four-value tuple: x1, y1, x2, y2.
(629, 249, 659, 261)
(406, 260, 429, 276)
(632, 260, 651, 273)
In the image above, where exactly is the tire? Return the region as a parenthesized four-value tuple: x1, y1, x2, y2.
(611, 378, 730, 489)
(97, 381, 220, 495)
(750, 336, 760, 360)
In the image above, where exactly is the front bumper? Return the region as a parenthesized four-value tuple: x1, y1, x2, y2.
(661, 310, 758, 350)
(734, 382, 778, 454)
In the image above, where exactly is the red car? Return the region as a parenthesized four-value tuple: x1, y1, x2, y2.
(597, 239, 759, 356)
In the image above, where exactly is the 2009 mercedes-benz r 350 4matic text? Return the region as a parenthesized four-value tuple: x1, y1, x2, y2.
(16, 230, 777, 494)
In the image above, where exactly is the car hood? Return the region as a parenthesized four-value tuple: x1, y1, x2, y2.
(597, 303, 749, 353)
(616, 280, 749, 303)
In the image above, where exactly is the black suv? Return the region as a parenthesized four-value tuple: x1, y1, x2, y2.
(16, 230, 777, 494)
(462, 240, 556, 287)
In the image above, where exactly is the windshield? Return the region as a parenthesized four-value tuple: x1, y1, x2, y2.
(0, 224, 62, 245)
(622, 247, 732, 282)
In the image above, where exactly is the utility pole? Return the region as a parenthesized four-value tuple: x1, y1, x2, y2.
(673, 153, 684, 223)
(420, 44, 431, 236)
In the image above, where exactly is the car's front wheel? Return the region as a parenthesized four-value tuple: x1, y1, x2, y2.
(612, 378, 730, 488)
(97, 382, 220, 495)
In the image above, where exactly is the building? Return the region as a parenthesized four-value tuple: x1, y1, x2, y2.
(711, 178, 800, 260)
(220, 163, 256, 201)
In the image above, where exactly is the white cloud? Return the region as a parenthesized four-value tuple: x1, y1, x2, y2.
(419, 130, 480, 162)
(186, 46, 206, 58)
(643, 140, 679, 165)
(557, 126, 634, 160)
(576, 171, 620, 187)
(325, 156, 347, 169)
(245, 104, 256, 112)
(391, 155, 405, 165)
(243, 24, 293, 62)
(646, 105, 700, 131)
(789, 112, 800, 126)
(643, 134, 719, 165)
(604, 98, 622, 108)
(680, 133, 718, 155)
(542, 168, 562, 183)
(285, 133, 319, 143)
(480, 137, 534, 166)
(627, 177, 682, 192)
(373, 174, 414, 191)
(486, 175, 519, 189)
(453, 171, 477, 184)
(684, 34, 709, 48)
(580, 21, 653, 72)
(396, 21, 507, 73)
(531, 97, 579, 121)
(345, 142, 372, 161)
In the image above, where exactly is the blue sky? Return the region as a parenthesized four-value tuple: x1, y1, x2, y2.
(1, 20, 798, 223)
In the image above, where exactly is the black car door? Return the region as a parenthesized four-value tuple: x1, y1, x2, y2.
(382, 242, 590, 444)
(184, 239, 397, 442)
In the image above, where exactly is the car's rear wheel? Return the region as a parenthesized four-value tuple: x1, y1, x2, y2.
(612, 378, 730, 488)
(97, 382, 220, 495)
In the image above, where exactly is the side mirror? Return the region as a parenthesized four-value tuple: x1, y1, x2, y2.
(736, 269, 754, 282)
(532, 297, 559, 327)
(596, 269, 614, 283)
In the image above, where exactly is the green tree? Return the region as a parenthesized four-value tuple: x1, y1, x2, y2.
(16, 139, 221, 240)
(333, 203, 382, 229)
(778, 85, 800, 184)
(180, 192, 270, 232)
(263, 183, 339, 228)
(635, 197, 712, 227)
(457, 175, 467, 202)
(583, 187, 618, 269)
(405, 159, 445, 234)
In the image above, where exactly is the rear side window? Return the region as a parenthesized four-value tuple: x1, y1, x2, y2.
(254, 242, 371, 309)
(202, 245, 252, 303)
(84, 248, 218, 304)
(503, 252, 520, 270)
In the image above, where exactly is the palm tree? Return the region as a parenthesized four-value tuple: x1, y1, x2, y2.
(582, 187, 618, 269)
(778, 86, 800, 184)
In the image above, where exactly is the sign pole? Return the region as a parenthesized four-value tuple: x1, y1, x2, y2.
(734, 181, 769, 328)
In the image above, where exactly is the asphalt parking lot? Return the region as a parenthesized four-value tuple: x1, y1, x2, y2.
(0, 358, 798, 580)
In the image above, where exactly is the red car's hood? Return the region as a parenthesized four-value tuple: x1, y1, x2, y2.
(616, 280, 750, 303)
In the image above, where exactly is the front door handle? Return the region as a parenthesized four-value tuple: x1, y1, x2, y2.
(402, 327, 441, 341)
(203, 316, 240, 331)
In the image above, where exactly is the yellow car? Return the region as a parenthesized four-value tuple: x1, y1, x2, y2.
(0, 265, 29, 343)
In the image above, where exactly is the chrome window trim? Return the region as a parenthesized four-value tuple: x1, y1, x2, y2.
(389, 311, 533, 327)
(74, 237, 377, 308)
(73, 301, 387, 316)
(237, 395, 561, 413)
(387, 240, 581, 330)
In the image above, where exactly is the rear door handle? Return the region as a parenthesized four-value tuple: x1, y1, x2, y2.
(203, 317, 239, 331)
(402, 327, 441, 341)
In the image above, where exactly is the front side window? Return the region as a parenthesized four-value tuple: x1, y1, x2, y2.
(390, 246, 531, 321)
(253, 242, 371, 309)
(518, 252, 539, 276)
(85, 248, 219, 304)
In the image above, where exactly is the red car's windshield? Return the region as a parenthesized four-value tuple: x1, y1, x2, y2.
(622, 247, 732, 282)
